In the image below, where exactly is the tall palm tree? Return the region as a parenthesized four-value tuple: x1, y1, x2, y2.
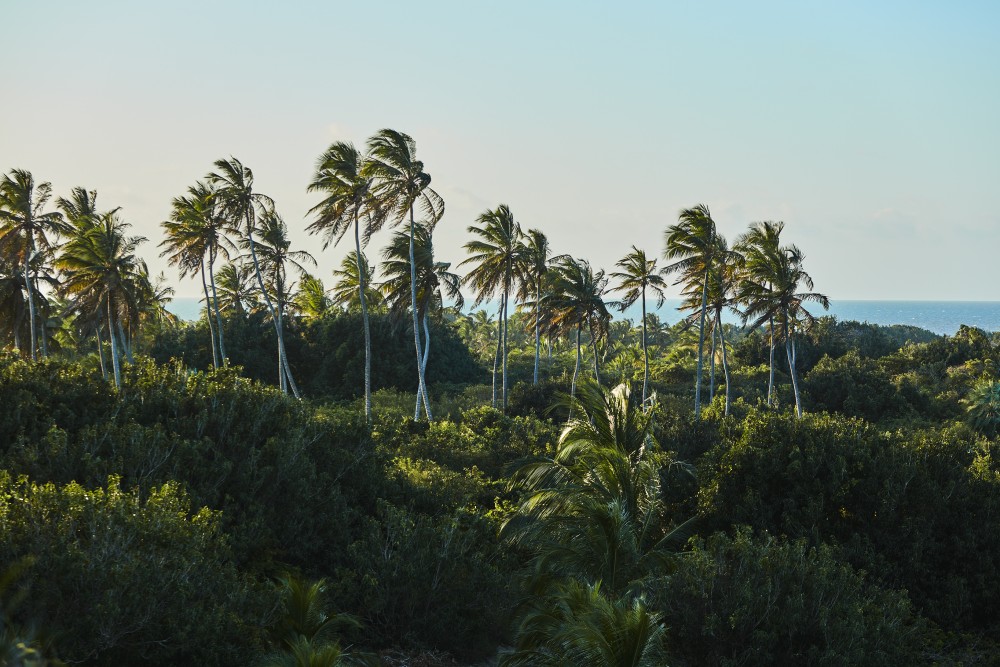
(160, 181, 232, 368)
(364, 129, 444, 421)
(249, 208, 315, 394)
(307, 141, 385, 422)
(381, 222, 463, 419)
(547, 257, 613, 397)
(57, 212, 149, 388)
(516, 229, 558, 386)
(741, 243, 828, 417)
(663, 204, 720, 419)
(610, 246, 668, 405)
(735, 220, 784, 406)
(208, 157, 301, 397)
(460, 204, 522, 412)
(0, 169, 67, 360)
(330, 250, 382, 313)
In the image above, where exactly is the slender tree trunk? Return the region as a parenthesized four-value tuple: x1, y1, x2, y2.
(354, 216, 373, 424)
(246, 227, 300, 398)
(13, 322, 21, 357)
(408, 209, 431, 420)
(95, 326, 107, 379)
(492, 295, 504, 409)
(277, 287, 288, 393)
(533, 283, 541, 384)
(24, 237, 37, 362)
(36, 276, 47, 358)
(502, 280, 509, 413)
(786, 321, 802, 418)
(107, 298, 121, 389)
(694, 264, 710, 418)
(547, 332, 552, 361)
(415, 314, 432, 419)
(767, 315, 775, 407)
(117, 320, 134, 365)
(209, 244, 226, 364)
(718, 310, 731, 416)
(589, 317, 601, 386)
(201, 258, 218, 369)
(709, 322, 717, 402)
(641, 290, 649, 404)
(571, 324, 582, 398)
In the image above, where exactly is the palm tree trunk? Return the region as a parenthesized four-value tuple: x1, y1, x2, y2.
(589, 317, 601, 386)
(353, 216, 373, 424)
(641, 289, 649, 405)
(785, 320, 803, 418)
(571, 324, 582, 398)
(533, 283, 541, 384)
(709, 322, 717, 402)
(415, 314, 432, 419)
(502, 281, 509, 413)
(209, 244, 227, 364)
(718, 310, 731, 416)
(24, 240, 37, 362)
(95, 326, 107, 379)
(408, 209, 432, 421)
(767, 315, 775, 407)
(117, 320, 134, 365)
(694, 264, 710, 418)
(200, 257, 219, 369)
(246, 228, 300, 398)
(36, 276, 47, 358)
(492, 295, 504, 409)
(107, 298, 121, 389)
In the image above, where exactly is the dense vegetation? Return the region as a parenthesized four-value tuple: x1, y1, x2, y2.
(4, 135, 1000, 665)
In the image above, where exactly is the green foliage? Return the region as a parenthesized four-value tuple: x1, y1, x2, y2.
(803, 350, 912, 421)
(649, 529, 924, 666)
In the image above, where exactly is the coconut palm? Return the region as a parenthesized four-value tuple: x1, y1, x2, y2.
(547, 257, 613, 396)
(610, 246, 668, 405)
(460, 204, 523, 411)
(364, 129, 444, 421)
(248, 208, 315, 394)
(160, 181, 232, 368)
(516, 229, 559, 386)
(735, 220, 784, 406)
(0, 169, 68, 360)
(214, 262, 254, 317)
(208, 157, 301, 397)
(307, 141, 385, 422)
(330, 251, 382, 313)
(290, 273, 331, 320)
(741, 243, 828, 417)
(381, 222, 463, 419)
(663, 204, 721, 418)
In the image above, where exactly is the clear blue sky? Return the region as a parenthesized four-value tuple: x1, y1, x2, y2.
(2, 1, 998, 300)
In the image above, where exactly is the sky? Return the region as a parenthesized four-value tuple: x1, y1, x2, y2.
(2, 1, 998, 301)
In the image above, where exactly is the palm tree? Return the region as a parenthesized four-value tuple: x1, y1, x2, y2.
(460, 204, 522, 411)
(741, 243, 828, 417)
(291, 273, 332, 319)
(364, 129, 444, 421)
(160, 181, 232, 368)
(307, 141, 385, 422)
(610, 246, 668, 405)
(381, 222, 463, 419)
(330, 251, 382, 313)
(57, 212, 149, 388)
(249, 208, 315, 394)
(735, 221, 784, 406)
(965, 380, 1000, 436)
(208, 157, 301, 397)
(517, 229, 558, 386)
(213, 262, 253, 317)
(663, 204, 720, 418)
(547, 257, 613, 396)
(0, 169, 67, 360)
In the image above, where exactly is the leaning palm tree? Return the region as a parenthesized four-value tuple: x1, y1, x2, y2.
(547, 257, 613, 396)
(0, 170, 68, 361)
(381, 222, 464, 419)
(741, 243, 828, 417)
(735, 220, 784, 406)
(160, 181, 232, 368)
(663, 204, 721, 419)
(248, 208, 315, 394)
(307, 141, 385, 422)
(610, 246, 668, 405)
(208, 157, 301, 397)
(330, 251, 382, 313)
(460, 204, 523, 411)
(364, 129, 444, 421)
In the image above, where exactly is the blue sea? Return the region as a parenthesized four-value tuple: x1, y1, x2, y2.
(165, 297, 1000, 337)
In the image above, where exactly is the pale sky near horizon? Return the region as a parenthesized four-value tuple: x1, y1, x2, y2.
(2, 1, 998, 301)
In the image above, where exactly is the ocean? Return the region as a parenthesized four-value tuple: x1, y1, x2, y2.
(165, 297, 1000, 337)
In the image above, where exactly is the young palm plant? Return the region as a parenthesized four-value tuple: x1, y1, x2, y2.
(364, 129, 444, 420)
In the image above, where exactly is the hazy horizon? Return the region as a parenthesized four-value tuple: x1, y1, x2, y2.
(3, 1, 998, 301)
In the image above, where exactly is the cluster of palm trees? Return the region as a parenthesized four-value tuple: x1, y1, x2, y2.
(0, 170, 170, 387)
